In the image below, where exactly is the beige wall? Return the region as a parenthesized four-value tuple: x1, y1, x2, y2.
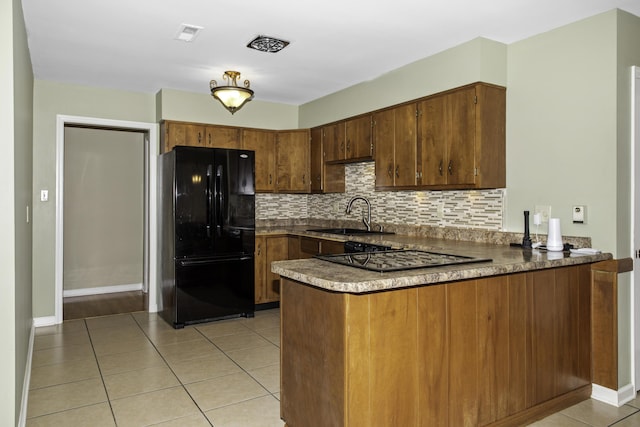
(157, 88, 299, 129)
(63, 127, 144, 291)
(32, 82, 156, 317)
(299, 37, 507, 127)
(2, 0, 34, 424)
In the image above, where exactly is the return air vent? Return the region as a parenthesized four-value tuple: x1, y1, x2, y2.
(174, 24, 203, 42)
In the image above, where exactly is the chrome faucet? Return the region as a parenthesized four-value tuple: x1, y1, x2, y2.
(346, 196, 372, 231)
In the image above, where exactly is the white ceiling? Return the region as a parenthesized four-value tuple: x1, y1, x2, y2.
(21, 0, 640, 106)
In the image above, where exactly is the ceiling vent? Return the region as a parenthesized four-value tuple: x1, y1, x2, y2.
(247, 35, 290, 53)
(175, 24, 203, 42)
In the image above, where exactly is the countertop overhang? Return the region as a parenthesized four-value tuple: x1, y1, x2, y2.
(265, 226, 612, 293)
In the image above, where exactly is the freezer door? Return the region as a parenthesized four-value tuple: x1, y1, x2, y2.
(173, 256, 255, 326)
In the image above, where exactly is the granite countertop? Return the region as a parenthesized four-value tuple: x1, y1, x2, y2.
(263, 225, 612, 294)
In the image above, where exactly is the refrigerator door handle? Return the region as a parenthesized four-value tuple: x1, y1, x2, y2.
(206, 165, 213, 238)
(215, 164, 224, 236)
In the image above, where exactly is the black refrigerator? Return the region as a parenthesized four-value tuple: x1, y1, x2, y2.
(159, 146, 255, 328)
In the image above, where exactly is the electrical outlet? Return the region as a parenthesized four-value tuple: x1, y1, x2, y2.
(534, 205, 551, 223)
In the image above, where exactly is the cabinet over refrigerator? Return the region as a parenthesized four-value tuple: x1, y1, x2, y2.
(159, 146, 255, 328)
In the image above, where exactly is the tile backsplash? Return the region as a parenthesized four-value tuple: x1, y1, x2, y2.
(256, 162, 504, 231)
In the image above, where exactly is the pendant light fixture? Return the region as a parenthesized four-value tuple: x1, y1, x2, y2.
(209, 71, 254, 114)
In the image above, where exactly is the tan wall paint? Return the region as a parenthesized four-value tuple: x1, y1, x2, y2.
(298, 37, 507, 127)
(614, 10, 640, 388)
(63, 127, 144, 291)
(2, 0, 34, 424)
(32, 81, 156, 317)
(157, 88, 299, 129)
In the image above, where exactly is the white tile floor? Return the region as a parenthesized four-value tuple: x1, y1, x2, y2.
(27, 309, 283, 426)
(26, 308, 640, 426)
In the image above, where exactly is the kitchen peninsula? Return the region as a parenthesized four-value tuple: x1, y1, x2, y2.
(271, 233, 611, 427)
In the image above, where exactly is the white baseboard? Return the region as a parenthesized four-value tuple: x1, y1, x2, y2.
(33, 316, 57, 327)
(63, 283, 143, 298)
(18, 320, 35, 427)
(591, 383, 636, 407)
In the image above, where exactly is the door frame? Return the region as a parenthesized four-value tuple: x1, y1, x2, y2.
(55, 114, 159, 324)
(632, 65, 640, 391)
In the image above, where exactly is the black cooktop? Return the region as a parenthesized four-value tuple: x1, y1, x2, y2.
(315, 250, 492, 273)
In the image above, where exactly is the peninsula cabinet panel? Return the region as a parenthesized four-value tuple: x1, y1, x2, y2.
(276, 130, 310, 193)
(241, 129, 276, 192)
(417, 285, 449, 426)
(280, 264, 593, 427)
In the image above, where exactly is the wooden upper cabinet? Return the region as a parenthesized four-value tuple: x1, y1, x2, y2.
(310, 127, 323, 193)
(310, 127, 345, 194)
(205, 125, 240, 149)
(417, 83, 506, 189)
(162, 121, 205, 152)
(276, 129, 310, 193)
(241, 129, 276, 192)
(344, 115, 373, 161)
(373, 103, 417, 189)
(161, 121, 238, 152)
(323, 122, 346, 163)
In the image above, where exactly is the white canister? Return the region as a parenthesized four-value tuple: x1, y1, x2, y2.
(546, 218, 563, 251)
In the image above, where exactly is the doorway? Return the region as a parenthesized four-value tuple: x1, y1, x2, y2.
(55, 115, 158, 324)
(63, 126, 145, 319)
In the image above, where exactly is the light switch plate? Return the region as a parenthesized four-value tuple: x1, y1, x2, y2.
(573, 205, 585, 224)
(40, 190, 48, 202)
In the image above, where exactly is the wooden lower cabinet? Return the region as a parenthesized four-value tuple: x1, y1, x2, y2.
(254, 235, 288, 304)
(280, 264, 592, 427)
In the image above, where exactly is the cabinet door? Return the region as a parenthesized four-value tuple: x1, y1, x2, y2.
(276, 130, 310, 193)
(164, 122, 206, 151)
(310, 127, 323, 193)
(394, 103, 417, 187)
(265, 236, 289, 302)
(242, 129, 276, 192)
(185, 123, 206, 147)
(373, 109, 396, 188)
(323, 122, 346, 163)
(418, 96, 447, 186)
(254, 236, 268, 304)
(206, 125, 240, 149)
(345, 115, 372, 160)
(447, 87, 476, 186)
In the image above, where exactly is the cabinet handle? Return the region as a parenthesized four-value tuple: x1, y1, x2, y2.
(257, 244, 261, 256)
(439, 159, 443, 176)
(346, 140, 351, 153)
(395, 165, 400, 178)
(340, 141, 345, 152)
(198, 132, 202, 144)
(269, 174, 272, 185)
(302, 174, 306, 185)
(208, 133, 211, 145)
(448, 160, 453, 175)
(387, 166, 393, 178)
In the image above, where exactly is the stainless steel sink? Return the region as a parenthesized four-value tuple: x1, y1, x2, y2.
(306, 227, 395, 236)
